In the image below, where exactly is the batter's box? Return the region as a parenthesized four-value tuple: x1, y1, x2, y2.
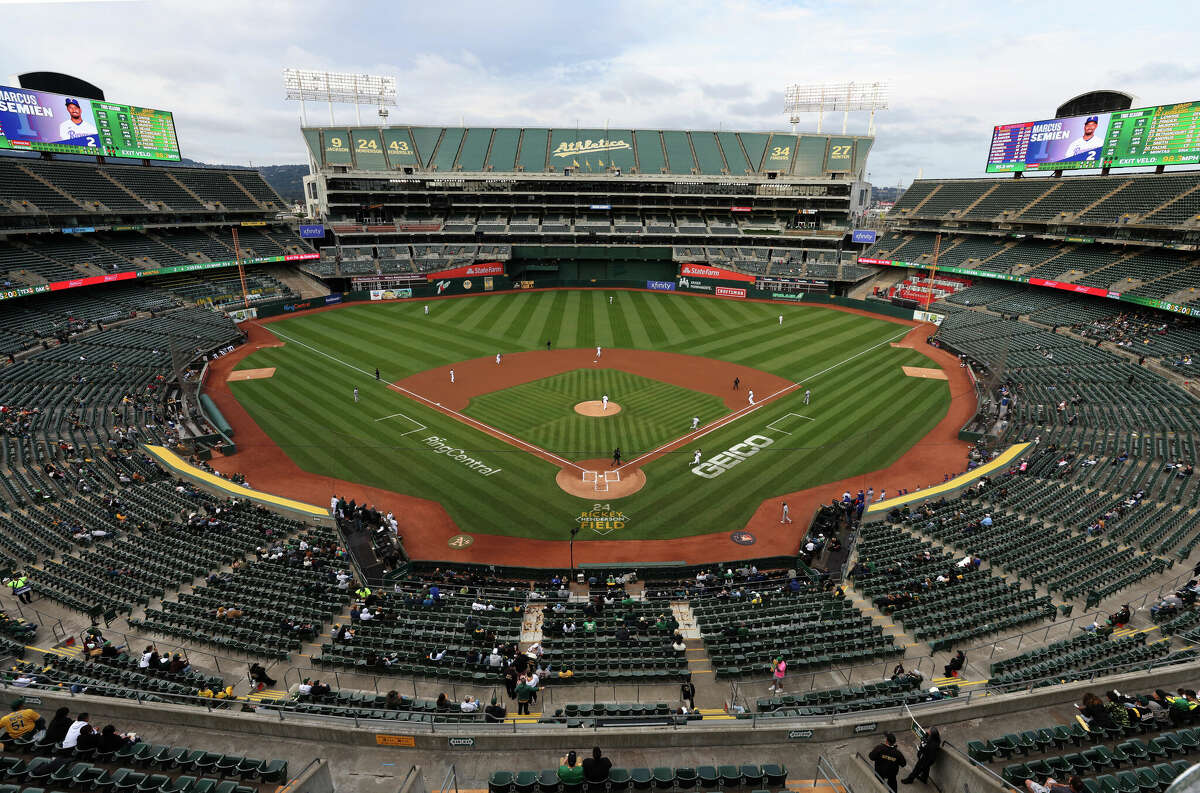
(766, 412, 815, 435)
(582, 470, 619, 492)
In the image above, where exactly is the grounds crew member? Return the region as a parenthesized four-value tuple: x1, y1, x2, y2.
(869, 732, 907, 792)
(4, 572, 32, 604)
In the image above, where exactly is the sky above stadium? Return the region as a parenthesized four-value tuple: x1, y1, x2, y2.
(4, 0, 1200, 186)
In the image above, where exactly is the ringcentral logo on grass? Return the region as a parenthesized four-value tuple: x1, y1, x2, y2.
(691, 435, 774, 479)
(423, 436, 502, 476)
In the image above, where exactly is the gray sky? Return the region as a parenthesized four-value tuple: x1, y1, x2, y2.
(4, 0, 1199, 185)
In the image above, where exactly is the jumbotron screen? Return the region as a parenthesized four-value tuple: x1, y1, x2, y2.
(987, 100, 1200, 172)
(0, 85, 180, 161)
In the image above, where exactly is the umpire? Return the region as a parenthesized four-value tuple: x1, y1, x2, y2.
(869, 732, 907, 792)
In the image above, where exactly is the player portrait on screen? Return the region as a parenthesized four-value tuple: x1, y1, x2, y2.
(1063, 115, 1105, 161)
(56, 97, 99, 145)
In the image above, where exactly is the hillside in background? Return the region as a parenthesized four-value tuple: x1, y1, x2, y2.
(182, 159, 307, 204)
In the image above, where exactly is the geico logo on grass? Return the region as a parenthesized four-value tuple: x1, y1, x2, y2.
(691, 435, 774, 479)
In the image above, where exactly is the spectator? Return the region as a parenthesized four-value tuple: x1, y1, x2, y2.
(1024, 777, 1084, 793)
(515, 676, 536, 716)
(460, 695, 479, 713)
(61, 712, 90, 751)
(484, 695, 508, 723)
(1078, 692, 1115, 729)
(681, 681, 696, 710)
(583, 746, 612, 783)
(43, 707, 72, 745)
(869, 732, 907, 792)
(943, 650, 965, 678)
(435, 693, 451, 711)
(97, 724, 137, 753)
(138, 646, 155, 669)
(249, 663, 276, 690)
(75, 724, 100, 752)
(901, 726, 941, 785)
(558, 750, 584, 784)
(769, 656, 787, 693)
(0, 699, 43, 747)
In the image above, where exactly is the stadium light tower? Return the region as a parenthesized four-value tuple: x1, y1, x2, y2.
(784, 81, 889, 135)
(283, 69, 397, 125)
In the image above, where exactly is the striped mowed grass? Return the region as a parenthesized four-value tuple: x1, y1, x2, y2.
(463, 368, 727, 461)
(229, 290, 950, 540)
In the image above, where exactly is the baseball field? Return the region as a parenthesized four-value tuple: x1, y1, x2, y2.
(222, 290, 951, 543)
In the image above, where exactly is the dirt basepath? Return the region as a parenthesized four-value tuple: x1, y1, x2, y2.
(395, 348, 790, 413)
(203, 298, 972, 567)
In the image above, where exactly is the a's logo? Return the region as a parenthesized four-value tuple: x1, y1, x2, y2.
(577, 502, 630, 535)
(730, 531, 756, 546)
(462, 279, 472, 291)
(552, 138, 631, 158)
(436, 280, 451, 295)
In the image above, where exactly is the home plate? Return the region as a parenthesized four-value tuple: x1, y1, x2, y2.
(226, 368, 276, 382)
(902, 366, 948, 380)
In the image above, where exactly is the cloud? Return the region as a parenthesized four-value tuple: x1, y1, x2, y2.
(0, 0, 1197, 186)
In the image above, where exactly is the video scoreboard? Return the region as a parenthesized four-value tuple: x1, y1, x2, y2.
(987, 100, 1200, 173)
(0, 84, 180, 161)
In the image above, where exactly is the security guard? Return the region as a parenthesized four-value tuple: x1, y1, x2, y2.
(4, 573, 31, 604)
(869, 732, 907, 792)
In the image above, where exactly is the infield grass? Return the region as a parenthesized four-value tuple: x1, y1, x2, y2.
(463, 369, 727, 461)
(229, 290, 951, 540)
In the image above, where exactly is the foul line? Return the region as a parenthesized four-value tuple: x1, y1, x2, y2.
(260, 323, 587, 473)
(617, 326, 913, 472)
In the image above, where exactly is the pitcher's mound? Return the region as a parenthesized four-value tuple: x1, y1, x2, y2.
(556, 459, 646, 499)
(227, 367, 276, 382)
(574, 400, 622, 416)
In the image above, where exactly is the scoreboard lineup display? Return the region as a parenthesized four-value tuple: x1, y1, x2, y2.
(0, 84, 180, 161)
(987, 100, 1200, 173)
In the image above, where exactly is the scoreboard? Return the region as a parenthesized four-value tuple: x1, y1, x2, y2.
(986, 100, 1200, 173)
(0, 84, 180, 161)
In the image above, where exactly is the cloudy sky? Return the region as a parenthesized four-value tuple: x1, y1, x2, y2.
(4, 0, 1199, 186)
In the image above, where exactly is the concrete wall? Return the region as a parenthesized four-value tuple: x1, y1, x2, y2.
(7, 661, 1197, 755)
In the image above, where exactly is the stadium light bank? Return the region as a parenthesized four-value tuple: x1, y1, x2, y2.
(283, 68, 397, 126)
(784, 81, 889, 135)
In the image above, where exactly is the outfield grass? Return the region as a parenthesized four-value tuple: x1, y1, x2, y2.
(463, 368, 728, 461)
(229, 290, 950, 541)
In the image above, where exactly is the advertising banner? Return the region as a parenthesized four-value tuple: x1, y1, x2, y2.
(858, 255, 1200, 319)
(646, 280, 676, 291)
(299, 224, 325, 239)
(715, 286, 747, 298)
(678, 263, 756, 283)
(852, 229, 878, 244)
(226, 307, 259, 323)
(324, 293, 343, 305)
(370, 288, 413, 300)
(913, 310, 945, 325)
(0, 84, 180, 160)
(425, 262, 505, 281)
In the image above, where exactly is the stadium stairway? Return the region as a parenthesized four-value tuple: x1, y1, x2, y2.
(262, 264, 330, 300)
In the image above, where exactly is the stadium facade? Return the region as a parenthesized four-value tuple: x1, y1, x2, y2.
(298, 125, 877, 290)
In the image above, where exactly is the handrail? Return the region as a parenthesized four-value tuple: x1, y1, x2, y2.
(942, 740, 1021, 792)
(4, 653, 1197, 733)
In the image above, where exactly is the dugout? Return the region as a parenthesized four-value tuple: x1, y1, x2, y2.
(508, 245, 675, 284)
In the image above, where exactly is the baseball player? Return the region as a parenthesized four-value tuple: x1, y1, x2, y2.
(450, 369, 455, 384)
(601, 394, 609, 411)
(375, 367, 380, 381)
(595, 345, 602, 362)
(692, 449, 702, 466)
(609, 295, 613, 305)
(778, 315, 783, 325)
(611, 447, 621, 467)
(424, 305, 429, 315)
(781, 501, 792, 524)
(748, 390, 755, 405)
(733, 376, 740, 391)
(804, 389, 811, 405)
(495, 353, 502, 366)
(353, 387, 359, 403)
(691, 416, 700, 430)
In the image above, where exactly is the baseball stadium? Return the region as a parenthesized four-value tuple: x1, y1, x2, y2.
(0, 51, 1199, 793)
